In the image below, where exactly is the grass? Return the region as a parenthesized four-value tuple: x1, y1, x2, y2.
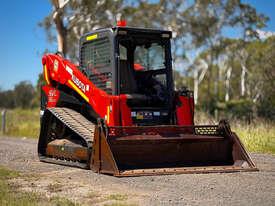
(49, 196, 79, 206)
(107, 194, 128, 201)
(47, 182, 63, 193)
(103, 194, 138, 206)
(0, 108, 40, 138)
(233, 122, 275, 154)
(104, 203, 137, 206)
(0, 166, 79, 206)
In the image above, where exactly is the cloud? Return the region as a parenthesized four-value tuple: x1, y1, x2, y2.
(256, 29, 275, 39)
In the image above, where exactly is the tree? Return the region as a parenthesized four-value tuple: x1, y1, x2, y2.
(0, 90, 15, 109)
(39, 0, 124, 58)
(30, 73, 46, 108)
(194, 36, 275, 120)
(13, 81, 35, 109)
(182, 0, 267, 110)
(246, 37, 275, 120)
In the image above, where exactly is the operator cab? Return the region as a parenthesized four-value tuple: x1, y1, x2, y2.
(80, 26, 174, 125)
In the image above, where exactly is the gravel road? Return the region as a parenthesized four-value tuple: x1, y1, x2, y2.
(0, 136, 274, 206)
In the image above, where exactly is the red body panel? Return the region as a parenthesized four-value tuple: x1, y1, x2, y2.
(119, 94, 133, 126)
(42, 85, 60, 108)
(42, 53, 194, 127)
(176, 95, 194, 126)
(42, 54, 116, 125)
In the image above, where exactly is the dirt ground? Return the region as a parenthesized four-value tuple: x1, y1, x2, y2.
(0, 136, 274, 206)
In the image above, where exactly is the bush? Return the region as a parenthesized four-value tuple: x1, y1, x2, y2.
(216, 99, 253, 122)
(257, 95, 275, 121)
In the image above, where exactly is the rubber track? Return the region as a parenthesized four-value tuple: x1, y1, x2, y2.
(48, 107, 95, 148)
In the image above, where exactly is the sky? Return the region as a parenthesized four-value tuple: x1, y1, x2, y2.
(0, 0, 274, 90)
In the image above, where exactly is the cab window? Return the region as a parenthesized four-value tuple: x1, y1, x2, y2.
(80, 37, 112, 94)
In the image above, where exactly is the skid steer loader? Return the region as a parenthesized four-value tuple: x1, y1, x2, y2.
(38, 24, 258, 176)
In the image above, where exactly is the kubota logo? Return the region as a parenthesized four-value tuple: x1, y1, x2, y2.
(66, 65, 88, 93)
(72, 74, 86, 93)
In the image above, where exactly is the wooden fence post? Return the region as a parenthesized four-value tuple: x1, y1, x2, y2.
(1, 110, 6, 134)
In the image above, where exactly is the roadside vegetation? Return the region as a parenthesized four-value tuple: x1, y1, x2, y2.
(0, 108, 40, 138)
(234, 122, 275, 154)
(0, 166, 78, 206)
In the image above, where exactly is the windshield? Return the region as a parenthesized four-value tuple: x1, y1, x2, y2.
(118, 36, 170, 106)
(134, 43, 165, 71)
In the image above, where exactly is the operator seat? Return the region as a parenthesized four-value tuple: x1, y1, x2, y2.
(119, 60, 137, 94)
(119, 60, 166, 107)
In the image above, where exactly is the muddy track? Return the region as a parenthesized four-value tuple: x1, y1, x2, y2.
(0, 137, 274, 206)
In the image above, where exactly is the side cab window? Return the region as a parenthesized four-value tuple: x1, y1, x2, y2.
(80, 36, 112, 94)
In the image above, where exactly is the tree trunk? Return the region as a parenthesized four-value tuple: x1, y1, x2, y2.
(217, 60, 223, 101)
(52, 0, 67, 56)
(193, 60, 208, 105)
(240, 63, 246, 97)
(194, 68, 199, 105)
(207, 53, 213, 112)
(225, 67, 232, 102)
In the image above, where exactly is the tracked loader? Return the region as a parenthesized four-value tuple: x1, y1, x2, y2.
(38, 24, 258, 176)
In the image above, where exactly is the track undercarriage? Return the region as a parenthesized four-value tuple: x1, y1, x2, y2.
(38, 107, 94, 169)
